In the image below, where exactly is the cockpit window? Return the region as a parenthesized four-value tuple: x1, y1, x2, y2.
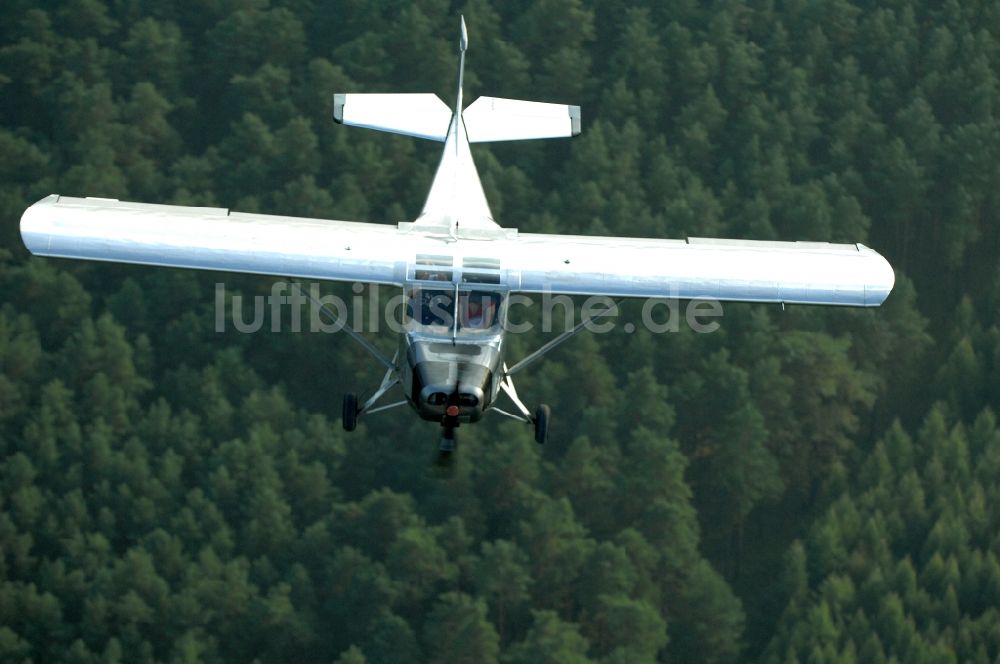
(405, 288, 503, 334)
(409, 289, 454, 327)
(459, 291, 499, 329)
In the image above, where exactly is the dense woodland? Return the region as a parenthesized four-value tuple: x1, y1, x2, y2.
(1, 0, 999, 661)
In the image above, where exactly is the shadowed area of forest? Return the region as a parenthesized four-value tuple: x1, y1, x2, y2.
(1, 1, 999, 662)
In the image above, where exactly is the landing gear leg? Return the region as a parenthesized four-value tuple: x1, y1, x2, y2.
(495, 364, 552, 445)
(341, 354, 406, 431)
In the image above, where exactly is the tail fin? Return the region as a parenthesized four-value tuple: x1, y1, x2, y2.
(333, 93, 452, 141)
(463, 96, 581, 143)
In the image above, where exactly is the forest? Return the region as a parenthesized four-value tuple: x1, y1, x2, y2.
(1, 0, 1000, 662)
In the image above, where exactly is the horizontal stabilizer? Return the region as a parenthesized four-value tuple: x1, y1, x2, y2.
(333, 93, 452, 141)
(463, 96, 581, 143)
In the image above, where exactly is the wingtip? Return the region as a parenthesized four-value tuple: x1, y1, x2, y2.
(861, 245, 895, 306)
(569, 106, 582, 136)
(460, 15, 468, 52)
(332, 93, 345, 123)
(20, 195, 59, 256)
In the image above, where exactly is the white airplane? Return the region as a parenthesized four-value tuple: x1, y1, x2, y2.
(20, 17, 894, 461)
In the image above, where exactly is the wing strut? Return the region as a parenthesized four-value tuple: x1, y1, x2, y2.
(498, 363, 533, 422)
(360, 361, 402, 415)
(290, 281, 396, 370)
(505, 299, 621, 376)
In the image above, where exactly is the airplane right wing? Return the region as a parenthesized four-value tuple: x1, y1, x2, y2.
(503, 233, 895, 307)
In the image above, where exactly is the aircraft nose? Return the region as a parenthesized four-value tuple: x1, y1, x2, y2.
(412, 355, 494, 422)
(420, 387, 450, 407)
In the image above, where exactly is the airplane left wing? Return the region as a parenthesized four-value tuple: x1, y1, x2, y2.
(20, 195, 417, 285)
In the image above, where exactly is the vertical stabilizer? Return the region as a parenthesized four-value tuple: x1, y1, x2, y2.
(413, 15, 498, 234)
(455, 15, 468, 128)
(337, 16, 582, 236)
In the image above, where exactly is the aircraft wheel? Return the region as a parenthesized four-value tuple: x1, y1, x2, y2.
(342, 393, 359, 432)
(534, 404, 550, 445)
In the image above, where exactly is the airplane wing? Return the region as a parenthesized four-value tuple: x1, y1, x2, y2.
(19, 195, 419, 285)
(505, 233, 894, 307)
(21, 195, 894, 307)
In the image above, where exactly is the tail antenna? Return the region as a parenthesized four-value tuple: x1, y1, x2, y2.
(456, 16, 467, 113)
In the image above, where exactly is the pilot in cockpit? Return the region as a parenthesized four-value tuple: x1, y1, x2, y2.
(406, 287, 501, 332)
(461, 293, 496, 330)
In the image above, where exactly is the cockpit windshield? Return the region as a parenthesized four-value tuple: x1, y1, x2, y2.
(405, 287, 503, 335)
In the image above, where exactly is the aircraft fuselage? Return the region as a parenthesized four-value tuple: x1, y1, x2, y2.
(398, 284, 508, 424)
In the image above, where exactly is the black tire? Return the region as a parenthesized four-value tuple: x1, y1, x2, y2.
(342, 393, 358, 432)
(534, 404, 550, 445)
